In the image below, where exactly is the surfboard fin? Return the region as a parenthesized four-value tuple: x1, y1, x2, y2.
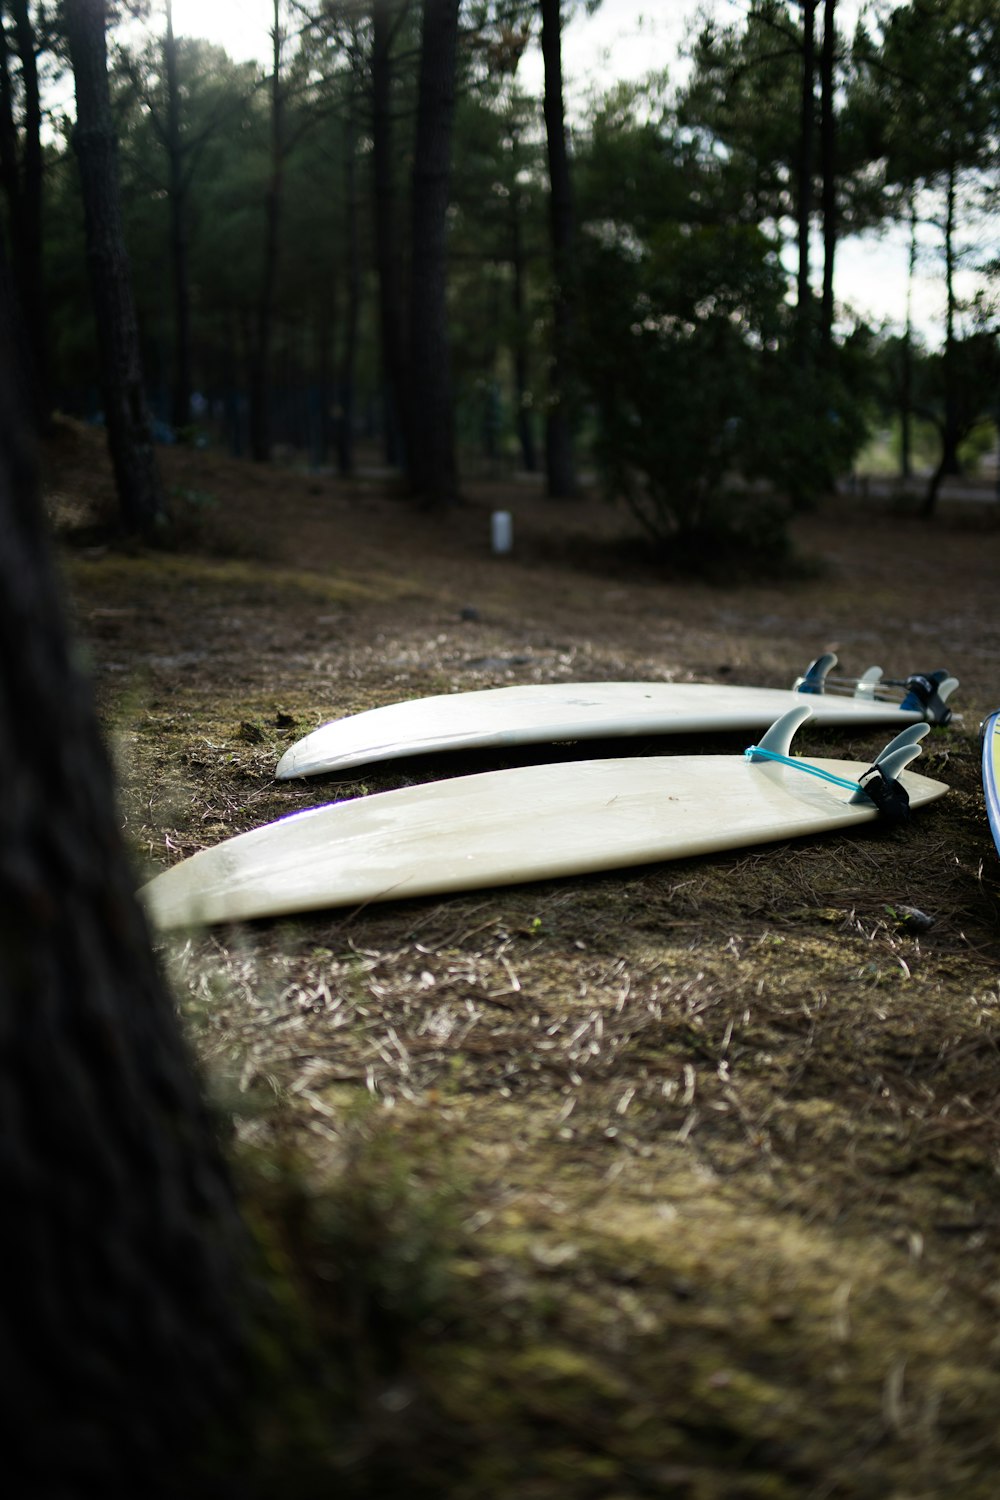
(896, 670, 959, 725)
(853, 666, 884, 699)
(868, 722, 930, 762)
(848, 723, 928, 818)
(793, 653, 837, 694)
(747, 704, 813, 760)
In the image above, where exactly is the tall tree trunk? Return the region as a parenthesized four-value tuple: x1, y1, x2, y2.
(0, 15, 31, 405)
(510, 138, 536, 474)
(316, 304, 332, 464)
(0, 15, 18, 219)
(250, 0, 284, 463)
(64, 0, 164, 536)
(0, 317, 250, 1491)
(540, 0, 577, 497)
(924, 157, 960, 517)
(164, 0, 191, 431)
(901, 190, 917, 481)
(819, 0, 836, 360)
(11, 0, 45, 419)
(371, 0, 409, 467)
(796, 0, 816, 365)
(941, 155, 960, 478)
(408, 0, 460, 507)
(0, 3, 48, 425)
(337, 75, 361, 478)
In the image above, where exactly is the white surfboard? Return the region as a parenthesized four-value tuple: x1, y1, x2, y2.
(143, 708, 949, 931)
(275, 656, 959, 780)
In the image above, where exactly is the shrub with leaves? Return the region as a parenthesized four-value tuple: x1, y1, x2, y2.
(578, 219, 867, 573)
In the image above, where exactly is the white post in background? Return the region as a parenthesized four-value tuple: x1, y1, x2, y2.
(491, 510, 513, 555)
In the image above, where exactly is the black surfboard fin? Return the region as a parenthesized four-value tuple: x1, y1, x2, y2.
(793, 653, 837, 695)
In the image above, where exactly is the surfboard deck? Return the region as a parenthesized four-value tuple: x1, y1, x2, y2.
(143, 730, 949, 931)
(982, 710, 1000, 857)
(276, 664, 958, 781)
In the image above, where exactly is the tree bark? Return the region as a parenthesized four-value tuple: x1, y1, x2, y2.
(250, 0, 284, 463)
(337, 73, 361, 478)
(924, 157, 961, 516)
(819, 0, 836, 360)
(65, 0, 164, 536)
(900, 190, 917, 481)
(510, 145, 536, 474)
(408, 0, 460, 507)
(0, 318, 249, 1491)
(0, 14, 18, 216)
(540, 0, 578, 497)
(371, 0, 409, 467)
(0, 2, 48, 425)
(164, 0, 192, 431)
(796, 0, 816, 365)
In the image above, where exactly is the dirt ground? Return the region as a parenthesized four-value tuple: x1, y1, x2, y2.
(52, 419, 1000, 1497)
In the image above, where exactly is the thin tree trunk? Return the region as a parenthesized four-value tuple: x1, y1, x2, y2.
(0, 314, 250, 1490)
(796, 0, 816, 365)
(64, 0, 164, 536)
(10, 0, 45, 420)
(0, 3, 47, 425)
(371, 0, 409, 467)
(337, 77, 361, 478)
(164, 0, 191, 431)
(250, 0, 284, 463)
(511, 152, 536, 474)
(819, 0, 836, 360)
(0, 16, 18, 217)
(316, 305, 331, 464)
(924, 158, 960, 516)
(0, 15, 31, 404)
(408, 0, 460, 507)
(540, 0, 577, 497)
(901, 190, 916, 481)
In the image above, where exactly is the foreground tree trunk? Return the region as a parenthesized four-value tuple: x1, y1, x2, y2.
(0, 327, 249, 1492)
(65, 0, 164, 535)
(408, 0, 460, 507)
(540, 0, 578, 497)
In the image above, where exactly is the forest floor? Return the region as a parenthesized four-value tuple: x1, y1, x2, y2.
(52, 417, 1000, 1498)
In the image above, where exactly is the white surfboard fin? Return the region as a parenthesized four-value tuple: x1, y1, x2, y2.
(870, 722, 930, 763)
(747, 704, 813, 761)
(794, 653, 837, 695)
(853, 666, 884, 700)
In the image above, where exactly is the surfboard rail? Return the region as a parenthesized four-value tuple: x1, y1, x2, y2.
(981, 710, 1000, 859)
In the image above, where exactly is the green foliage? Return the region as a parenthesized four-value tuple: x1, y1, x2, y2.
(916, 326, 1000, 447)
(576, 152, 868, 573)
(679, 0, 804, 228)
(36, 0, 998, 495)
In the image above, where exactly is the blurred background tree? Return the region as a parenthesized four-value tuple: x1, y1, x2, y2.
(5, 0, 998, 556)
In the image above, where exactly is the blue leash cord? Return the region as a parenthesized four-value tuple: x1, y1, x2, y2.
(744, 745, 861, 793)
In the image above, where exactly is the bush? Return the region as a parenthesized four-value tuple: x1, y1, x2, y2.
(577, 220, 868, 572)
